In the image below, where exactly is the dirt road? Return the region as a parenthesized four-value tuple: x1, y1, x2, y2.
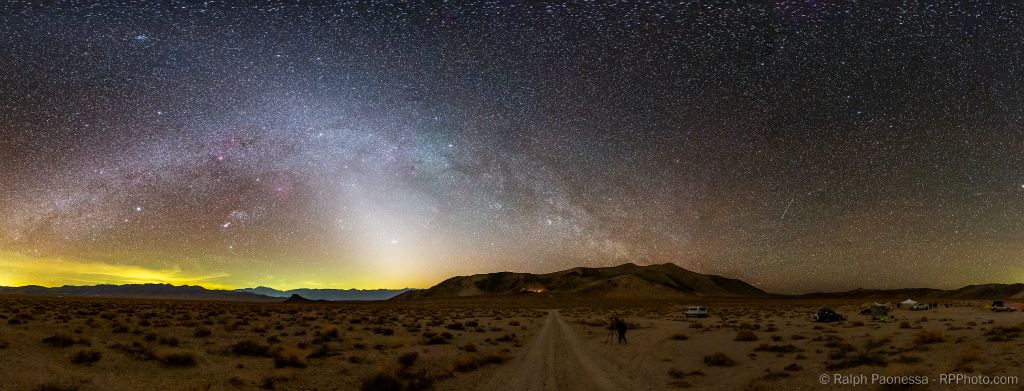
(480, 310, 648, 391)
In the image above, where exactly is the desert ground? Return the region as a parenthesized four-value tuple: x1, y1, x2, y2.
(1, 297, 1022, 391)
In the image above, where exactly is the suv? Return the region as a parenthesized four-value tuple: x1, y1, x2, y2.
(684, 306, 709, 318)
(991, 301, 1014, 312)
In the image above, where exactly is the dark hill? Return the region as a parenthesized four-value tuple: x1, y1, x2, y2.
(802, 284, 1024, 300)
(393, 263, 767, 300)
(283, 294, 327, 303)
(236, 286, 408, 301)
(0, 284, 277, 302)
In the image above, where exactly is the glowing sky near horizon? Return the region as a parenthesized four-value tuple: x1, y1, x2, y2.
(1, 2, 1023, 293)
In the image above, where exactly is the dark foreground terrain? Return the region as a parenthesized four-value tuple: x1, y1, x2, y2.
(0, 296, 1022, 390)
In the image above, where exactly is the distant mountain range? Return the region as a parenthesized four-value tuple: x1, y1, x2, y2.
(235, 286, 409, 301)
(800, 284, 1024, 300)
(393, 263, 1024, 301)
(1, 266, 1021, 302)
(0, 284, 408, 302)
(0, 284, 275, 301)
(393, 263, 768, 300)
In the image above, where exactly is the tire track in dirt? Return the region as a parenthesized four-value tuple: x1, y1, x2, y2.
(480, 310, 643, 391)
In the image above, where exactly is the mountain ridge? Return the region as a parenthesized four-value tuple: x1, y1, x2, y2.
(392, 262, 768, 300)
(235, 286, 409, 301)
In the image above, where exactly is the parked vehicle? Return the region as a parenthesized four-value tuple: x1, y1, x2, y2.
(991, 301, 1014, 312)
(813, 308, 845, 322)
(909, 303, 930, 311)
(684, 306, 709, 318)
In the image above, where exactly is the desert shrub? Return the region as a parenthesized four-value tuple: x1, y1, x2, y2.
(111, 341, 156, 361)
(453, 353, 507, 372)
(984, 325, 1021, 342)
(361, 372, 402, 391)
(784, 363, 802, 371)
(157, 350, 197, 367)
(899, 321, 912, 329)
(734, 329, 758, 341)
(825, 350, 886, 370)
(741, 379, 770, 391)
(159, 336, 180, 347)
(670, 333, 688, 341)
(754, 343, 800, 353)
(462, 343, 477, 352)
(668, 368, 702, 379)
(321, 325, 340, 339)
(33, 383, 80, 391)
(424, 335, 448, 345)
(398, 351, 418, 367)
(42, 334, 87, 348)
(231, 339, 270, 356)
(913, 330, 945, 345)
(274, 347, 308, 368)
(703, 352, 736, 367)
(194, 327, 211, 337)
(70, 349, 102, 365)
(446, 322, 465, 331)
(893, 355, 922, 364)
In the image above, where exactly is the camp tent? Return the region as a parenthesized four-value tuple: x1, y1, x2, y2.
(860, 304, 890, 319)
(901, 299, 918, 306)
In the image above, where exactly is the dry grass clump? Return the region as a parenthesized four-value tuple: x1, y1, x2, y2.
(361, 373, 402, 391)
(825, 348, 886, 370)
(398, 351, 418, 367)
(952, 345, 983, 373)
(70, 349, 102, 365)
(670, 333, 689, 341)
(231, 339, 271, 356)
(984, 325, 1021, 341)
(33, 382, 81, 391)
(273, 347, 308, 368)
(453, 352, 507, 372)
(703, 352, 736, 367)
(912, 330, 945, 345)
(734, 329, 758, 341)
(156, 349, 197, 367)
(193, 327, 211, 337)
(753, 343, 800, 353)
(42, 334, 89, 348)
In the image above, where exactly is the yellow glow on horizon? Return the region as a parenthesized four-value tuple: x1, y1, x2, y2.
(0, 252, 232, 289)
(0, 251, 432, 291)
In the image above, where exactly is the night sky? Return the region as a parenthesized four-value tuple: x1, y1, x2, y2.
(1, 1, 1022, 293)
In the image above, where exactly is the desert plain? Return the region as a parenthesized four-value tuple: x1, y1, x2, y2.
(0, 296, 1022, 391)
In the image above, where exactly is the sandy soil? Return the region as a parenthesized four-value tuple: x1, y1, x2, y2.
(479, 310, 640, 391)
(2, 296, 1023, 391)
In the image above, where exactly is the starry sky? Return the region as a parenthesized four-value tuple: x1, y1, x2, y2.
(1, 1, 1022, 294)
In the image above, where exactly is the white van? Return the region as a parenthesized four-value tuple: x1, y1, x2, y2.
(684, 306, 709, 318)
